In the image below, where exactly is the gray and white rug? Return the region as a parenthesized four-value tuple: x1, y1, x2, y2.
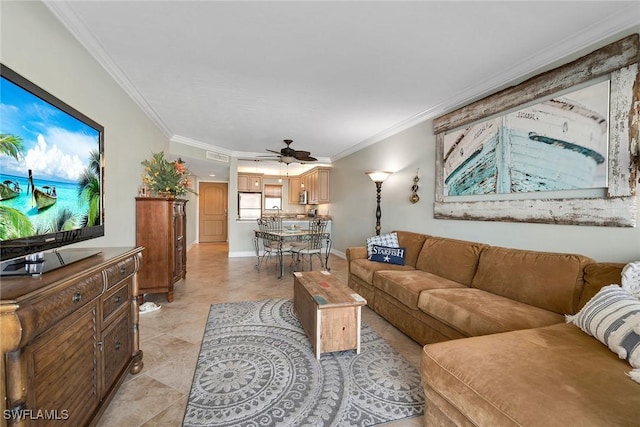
(183, 298, 424, 427)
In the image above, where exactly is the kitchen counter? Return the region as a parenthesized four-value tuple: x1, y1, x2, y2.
(231, 216, 332, 257)
(237, 215, 332, 222)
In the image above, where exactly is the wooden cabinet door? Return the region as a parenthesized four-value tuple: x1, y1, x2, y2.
(288, 177, 301, 205)
(237, 174, 249, 192)
(252, 176, 263, 192)
(238, 174, 262, 192)
(101, 309, 132, 396)
(136, 199, 172, 292)
(25, 302, 100, 426)
(317, 169, 330, 203)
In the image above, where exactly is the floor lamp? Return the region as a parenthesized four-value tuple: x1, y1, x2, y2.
(366, 171, 392, 235)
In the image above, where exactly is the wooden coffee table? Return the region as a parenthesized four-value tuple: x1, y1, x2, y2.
(293, 271, 367, 359)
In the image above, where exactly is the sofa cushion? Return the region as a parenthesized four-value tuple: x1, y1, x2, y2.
(349, 258, 414, 284)
(373, 270, 466, 310)
(421, 323, 640, 427)
(394, 231, 429, 268)
(415, 237, 487, 285)
(470, 246, 593, 314)
(579, 262, 625, 311)
(417, 288, 563, 336)
(567, 285, 640, 372)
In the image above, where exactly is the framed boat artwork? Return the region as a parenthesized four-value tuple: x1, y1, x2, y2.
(443, 80, 610, 196)
(433, 34, 639, 227)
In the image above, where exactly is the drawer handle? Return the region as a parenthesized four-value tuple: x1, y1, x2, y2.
(115, 342, 121, 350)
(72, 292, 82, 304)
(120, 267, 127, 275)
(114, 295, 122, 304)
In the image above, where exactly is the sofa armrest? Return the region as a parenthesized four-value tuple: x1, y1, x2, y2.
(346, 246, 368, 263)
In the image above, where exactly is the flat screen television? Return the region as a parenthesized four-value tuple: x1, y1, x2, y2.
(0, 64, 105, 276)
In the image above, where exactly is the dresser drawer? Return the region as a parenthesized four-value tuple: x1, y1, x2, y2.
(101, 309, 132, 395)
(102, 279, 131, 324)
(24, 274, 103, 341)
(104, 257, 136, 289)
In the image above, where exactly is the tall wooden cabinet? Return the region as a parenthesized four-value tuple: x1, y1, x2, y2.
(135, 197, 187, 302)
(0, 247, 144, 427)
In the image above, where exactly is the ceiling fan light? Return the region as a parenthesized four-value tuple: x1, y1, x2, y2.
(281, 155, 296, 164)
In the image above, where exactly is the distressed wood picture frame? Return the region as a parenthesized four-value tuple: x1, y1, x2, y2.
(433, 34, 640, 227)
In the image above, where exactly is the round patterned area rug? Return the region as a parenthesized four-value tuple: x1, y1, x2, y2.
(182, 299, 424, 427)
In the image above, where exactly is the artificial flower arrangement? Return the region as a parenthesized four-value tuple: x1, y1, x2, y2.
(141, 151, 196, 196)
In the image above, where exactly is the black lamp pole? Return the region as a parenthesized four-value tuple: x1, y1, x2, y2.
(374, 181, 383, 235)
(366, 171, 392, 236)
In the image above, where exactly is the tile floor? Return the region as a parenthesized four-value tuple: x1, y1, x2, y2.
(97, 243, 424, 427)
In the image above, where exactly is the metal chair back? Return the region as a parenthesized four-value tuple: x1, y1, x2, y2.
(306, 219, 327, 252)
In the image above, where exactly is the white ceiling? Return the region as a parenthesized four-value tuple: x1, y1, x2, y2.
(45, 1, 640, 180)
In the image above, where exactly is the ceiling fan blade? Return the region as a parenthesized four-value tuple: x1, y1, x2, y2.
(266, 149, 282, 155)
(293, 150, 311, 157)
(297, 156, 317, 162)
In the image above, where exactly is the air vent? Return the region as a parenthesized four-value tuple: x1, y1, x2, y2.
(206, 150, 229, 163)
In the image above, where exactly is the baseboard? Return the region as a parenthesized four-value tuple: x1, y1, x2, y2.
(229, 251, 257, 258)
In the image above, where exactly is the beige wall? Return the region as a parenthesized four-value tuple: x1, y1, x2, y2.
(3, 2, 638, 262)
(1, 1, 198, 249)
(330, 117, 640, 263)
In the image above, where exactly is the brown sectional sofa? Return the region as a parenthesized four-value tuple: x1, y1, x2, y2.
(346, 231, 638, 427)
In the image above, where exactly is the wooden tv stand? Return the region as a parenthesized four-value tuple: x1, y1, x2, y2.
(0, 247, 144, 427)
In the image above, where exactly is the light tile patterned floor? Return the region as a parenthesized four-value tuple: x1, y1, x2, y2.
(97, 243, 424, 427)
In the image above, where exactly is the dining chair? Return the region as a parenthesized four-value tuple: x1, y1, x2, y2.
(291, 218, 330, 271)
(256, 216, 294, 271)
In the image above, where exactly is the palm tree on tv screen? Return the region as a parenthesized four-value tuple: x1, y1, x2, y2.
(0, 133, 31, 239)
(77, 149, 101, 227)
(0, 134, 24, 160)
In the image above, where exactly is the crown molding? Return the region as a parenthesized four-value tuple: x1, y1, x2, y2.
(44, 1, 173, 138)
(46, 1, 639, 164)
(171, 135, 234, 155)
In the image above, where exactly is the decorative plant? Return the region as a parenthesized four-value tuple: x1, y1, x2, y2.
(141, 151, 195, 196)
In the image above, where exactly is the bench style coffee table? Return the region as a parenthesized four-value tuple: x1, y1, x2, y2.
(293, 271, 367, 359)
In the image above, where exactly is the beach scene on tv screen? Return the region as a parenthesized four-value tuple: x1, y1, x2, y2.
(0, 76, 101, 241)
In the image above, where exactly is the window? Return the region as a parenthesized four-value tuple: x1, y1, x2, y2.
(264, 184, 283, 210)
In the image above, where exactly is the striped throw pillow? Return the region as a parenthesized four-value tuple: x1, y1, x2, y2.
(622, 261, 640, 298)
(566, 285, 640, 382)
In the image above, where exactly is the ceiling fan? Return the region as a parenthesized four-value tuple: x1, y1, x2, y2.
(262, 139, 317, 164)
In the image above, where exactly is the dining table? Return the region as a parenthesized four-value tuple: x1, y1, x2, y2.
(254, 227, 331, 278)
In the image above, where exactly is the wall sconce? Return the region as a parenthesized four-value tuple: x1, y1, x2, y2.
(410, 168, 420, 204)
(366, 171, 393, 235)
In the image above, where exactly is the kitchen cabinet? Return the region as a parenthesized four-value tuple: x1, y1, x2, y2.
(136, 197, 187, 302)
(316, 168, 330, 203)
(0, 248, 143, 427)
(288, 177, 301, 204)
(300, 167, 330, 204)
(238, 174, 263, 192)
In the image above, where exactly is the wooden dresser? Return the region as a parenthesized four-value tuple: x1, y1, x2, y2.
(135, 197, 187, 302)
(0, 247, 144, 427)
